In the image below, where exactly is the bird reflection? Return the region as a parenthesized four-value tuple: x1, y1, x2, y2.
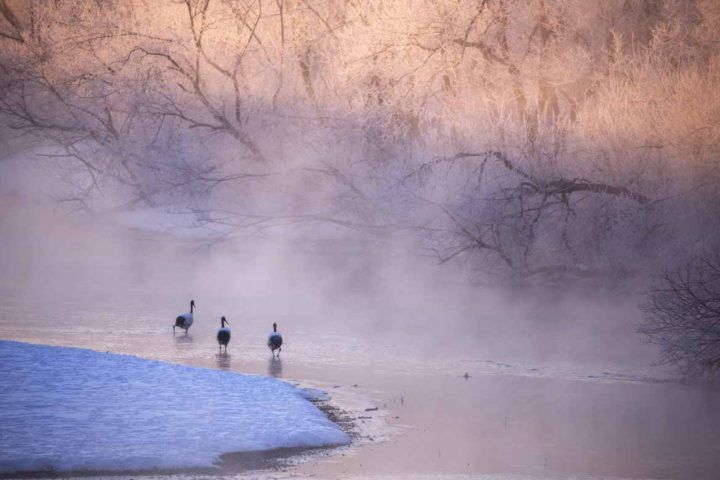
(268, 357, 283, 378)
(216, 353, 232, 370)
(173, 334, 194, 345)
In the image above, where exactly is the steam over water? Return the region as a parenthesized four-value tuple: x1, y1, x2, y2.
(1, 1, 720, 477)
(2, 196, 720, 479)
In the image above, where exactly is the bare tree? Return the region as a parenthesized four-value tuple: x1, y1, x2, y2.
(397, 149, 653, 279)
(640, 256, 720, 377)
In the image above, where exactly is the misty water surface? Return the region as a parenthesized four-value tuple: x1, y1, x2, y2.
(1, 197, 720, 479)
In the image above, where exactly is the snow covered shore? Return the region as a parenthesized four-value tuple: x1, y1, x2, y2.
(0, 340, 350, 473)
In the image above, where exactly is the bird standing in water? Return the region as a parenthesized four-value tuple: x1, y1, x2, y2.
(267, 322, 283, 357)
(217, 316, 231, 354)
(174, 300, 194, 334)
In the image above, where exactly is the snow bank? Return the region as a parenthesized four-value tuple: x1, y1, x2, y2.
(298, 387, 332, 402)
(0, 340, 349, 473)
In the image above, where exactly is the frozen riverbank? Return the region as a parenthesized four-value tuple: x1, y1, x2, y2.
(0, 341, 349, 474)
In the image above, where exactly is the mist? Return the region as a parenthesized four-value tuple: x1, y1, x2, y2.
(1, 1, 720, 478)
(2, 193, 720, 478)
(0, 191, 658, 375)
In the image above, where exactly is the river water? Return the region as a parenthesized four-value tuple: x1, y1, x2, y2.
(1, 197, 719, 480)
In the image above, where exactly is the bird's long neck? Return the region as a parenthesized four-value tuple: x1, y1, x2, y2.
(190, 303, 194, 314)
(273, 323, 277, 332)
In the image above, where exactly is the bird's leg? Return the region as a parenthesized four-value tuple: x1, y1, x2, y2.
(173, 326, 175, 334)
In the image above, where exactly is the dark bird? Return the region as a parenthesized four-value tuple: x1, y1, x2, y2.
(217, 316, 231, 353)
(174, 300, 194, 334)
(267, 322, 283, 357)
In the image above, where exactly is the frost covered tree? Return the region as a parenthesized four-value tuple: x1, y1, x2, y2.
(0, 0, 718, 281)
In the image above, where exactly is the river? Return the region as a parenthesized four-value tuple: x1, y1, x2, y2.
(1, 197, 719, 480)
